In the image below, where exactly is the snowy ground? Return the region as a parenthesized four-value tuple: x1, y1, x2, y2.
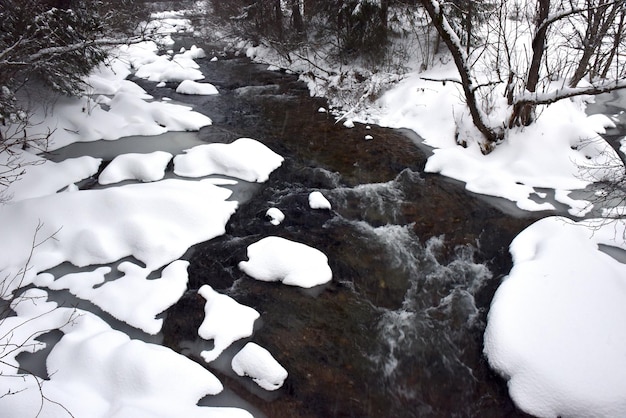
(0, 12, 332, 418)
(1, 5, 626, 418)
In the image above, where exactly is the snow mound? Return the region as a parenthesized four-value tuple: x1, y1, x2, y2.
(174, 138, 284, 182)
(98, 151, 172, 185)
(484, 216, 626, 417)
(176, 80, 219, 95)
(266, 207, 285, 225)
(238, 236, 332, 288)
(232, 342, 288, 391)
(198, 285, 260, 363)
(309, 191, 332, 209)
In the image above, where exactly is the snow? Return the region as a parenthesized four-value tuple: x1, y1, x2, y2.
(0, 149, 101, 201)
(0, 10, 291, 418)
(197, 285, 260, 363)
(239, 236, 333, 288)
(308, 191, 332, 210)
(0, 179, 237, 297)
(98, 151, 172, 185)
(266, 207, 285, 225)
(2, 3, 626, 417)
(484, 216, 626, 417)
(232, 342, 288, 391)
(34, 260, 189, 335)
(174, 137, 285, 182)
(176, 79, 219, 95)
(0, 289, 253, 418)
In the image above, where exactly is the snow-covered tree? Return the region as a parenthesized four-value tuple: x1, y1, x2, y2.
(0, 0, 147, 191)
(420, 0, 626, 152)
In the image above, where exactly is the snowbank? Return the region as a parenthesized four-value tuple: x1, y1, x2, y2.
(35, 260, 189, 335)
(232, 342, 288, 391)
(238, 236, 333, 288)
(372, 63, 621, 215)
(174, 137, 284, 182)
(0, 289, 253, 418)
(484, 216, 626, 417)
(0, 179, 237, 295)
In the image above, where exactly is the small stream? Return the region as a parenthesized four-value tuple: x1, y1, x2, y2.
(43, 11, 553, 417)
(142, 33, 541, 417)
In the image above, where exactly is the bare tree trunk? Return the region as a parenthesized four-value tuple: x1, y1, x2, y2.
(601, 7, 626, 79)
(509, 0, 550, 127)
(569, 0, 620, 87)
(420, 0, 503, 149)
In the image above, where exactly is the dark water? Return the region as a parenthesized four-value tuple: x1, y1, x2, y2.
(133, 20, 544, 417)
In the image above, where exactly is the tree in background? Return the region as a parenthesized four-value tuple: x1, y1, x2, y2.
(0, 0, 147, 193)
(420, 0, 626, 152)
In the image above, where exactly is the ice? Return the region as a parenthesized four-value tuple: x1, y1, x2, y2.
(232, 342, 288, 391)
(239, 236, 333, 288)
(484, 216, 626, 417)
(174, 138, 284, 182)
(309, 191, 331, 209)
(197, 285, 260, 363)
(98, 151, 173, 185)
(176, 80, 219, 95)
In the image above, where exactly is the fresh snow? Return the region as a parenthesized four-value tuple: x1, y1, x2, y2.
(0, 150, 101, 201)
(239, 236, 333, 288)
(34, 260, 189, 335)
(308, 190, 332, 210)
(232, 342, 288, 391)
(0, 11, 291, 418)
(266, 207, 285, 225)
(0, 289, 253, 418)
(98, 151, 173, 185)
(174, 137, 284, 182)
(484, 216, 626, 417)
(197, 285, 260, 363)
(177, 79, 219, 95)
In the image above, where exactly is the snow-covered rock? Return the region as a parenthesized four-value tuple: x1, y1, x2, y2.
(232, 342, 288, 391)
(238, 236, 332, 288)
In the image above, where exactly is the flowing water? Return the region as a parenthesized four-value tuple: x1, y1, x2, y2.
(39, 6, 550, 416)
(140, 23, 542, 417)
